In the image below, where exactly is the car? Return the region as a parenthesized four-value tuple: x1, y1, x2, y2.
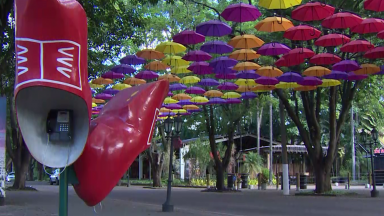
(49, 169, 60, 185)
(6, 172, 15, 182)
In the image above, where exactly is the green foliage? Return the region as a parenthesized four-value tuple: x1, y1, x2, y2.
(248, 179, 258, 186)
(260, 168, 270, 184)
(243, 152, 264, 178)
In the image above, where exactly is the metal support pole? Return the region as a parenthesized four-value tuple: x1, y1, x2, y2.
(370, 142, 379, 197)
(351, 105, 356, 181)
(269, 91, 273, 184)
(59, 168, 68, 216)
(162, 134, 175, 212)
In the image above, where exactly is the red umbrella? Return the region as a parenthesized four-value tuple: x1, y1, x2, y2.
(275, 55, 305, 67)
(321, 12, 363, 29)
(309, 53, 342, 65)
(351, 18, 384, 34)
(291, 2, 335, 22)
(173, 30, 205, 45)
(315, 34, 351, 47)
(286, 47, 315, 59)
(364, 0, 384, 12)
(364, 46, 384, 59)
(284, 25, 321, 41)
(378, 29, 384, 39)
(340, 40, 374, 53)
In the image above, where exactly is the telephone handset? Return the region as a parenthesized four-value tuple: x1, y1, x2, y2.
(46, 110, 73, 142)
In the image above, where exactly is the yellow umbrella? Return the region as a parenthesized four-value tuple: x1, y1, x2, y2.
(159, 74, 181, 83)
(222, 92, 242, 99)
(155, 42, 186, 54)
(92, 77, 113, 85)
(160, 107, 171, 113)
(162, 56, 190, 67)
(144, 61, 170, 71)
(89, 82, 104, 88)
(204, 90, 223, 97)
(172, 93, 192, 100)
(172, 109, 187, 114)
(235, 79, 257, 87)
(233, 62, 261, 71)
(183, 105, 200, 110)
(112, 83, 131, 90)
(171, 65, 192, 74)
(92, 103, 97, 108)
(179, 76, 200, 84)
(92, 98, 105, 104)
(252, 85, 276, 91)
(136, 49, 165, 60)
(256, 66, 283, 77)
(190, 96, 209, 103)
(158, 116, 173, 120)
(275, 82, 301, 89)
(318, 79, 341, 87)
(229, 49, 261, 61)
(164, 97, 179, 104)
(353, 64, 381, 75)
(259, 0, 302, 9)
(123, 77, 146, 85)
(255, 17, 294, 32)
(228, 34, 265, 49)
(303, 66, 331, 77)
(294, 86, 317, 91)
(236, 86, 254, 93)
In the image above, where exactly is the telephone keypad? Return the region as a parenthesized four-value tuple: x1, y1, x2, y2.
(59, 124, 69, 132)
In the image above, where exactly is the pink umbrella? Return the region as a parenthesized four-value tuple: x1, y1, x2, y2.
(101, 71, 125, 79)
(218, 82, 238, 90)
(173, 30, 205, 45)
(134, 70, 159, 79)
(185, 86, 206, 95)
(221, 3, 262, 23)
(298, 77, 323, 86)
(188, 62, 213, 75)
(256, 77, 279, 85)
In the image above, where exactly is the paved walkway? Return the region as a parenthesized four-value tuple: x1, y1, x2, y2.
(1, 184, 383, 216)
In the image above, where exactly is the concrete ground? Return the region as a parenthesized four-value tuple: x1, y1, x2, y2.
(1, 182, 384, 216)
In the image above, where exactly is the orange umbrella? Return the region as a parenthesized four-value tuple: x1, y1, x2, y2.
(228, 34, 265, 49)
(294, 86, 317, 91)
(256, 66, 283, 77)
(160, 107, 171, 113)
(144, 61, 170, 71)
(172, 93, 192, 100)
(92, 77, 113, 85)
(252, 85, 276, 91)
(353, 64, 380, 75)
(236, 85, 254, 92)
(136, 49, 165, 60)
(233, 62, 261, 71)
(183, 105, 200, 110)
(229, 49, 261, 60)
(254, 17, 294, 32)
(123, 77, 146, 85)
(159, 74, 180, 83)
(204, 90, 223, 97)
(303, 66, 331, 77)
(92, 98, 105, 104)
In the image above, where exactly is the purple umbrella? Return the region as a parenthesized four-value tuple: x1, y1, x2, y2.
(188, 62, 213, 75)
(159, 113, 176, 118)
(134, 70, 159, 79)
(91, 89, 96, 94)
(185, 86, 206, 95)
(347, 72, 368, 81)
(119, 55, 146, 65)
(183, 50, 212, 62)
(215, 73, 237, 79)
(221, 3, 262, 23)
(167, 91, 173, 97)
(374, 66, 384, 75)
(213, 67, 237, 74)
(323, 71, 348, 80)
(236, 70, 260, 79)
(257, 42, 291, 56)
(332, 60, 361, 72)
(298, 76, 323, 86)
(164, 104, 182, 109)
(208, 97, 227, 104)
(278, 72, 303, 83)
(201, 41, 233, 54)
(210, 57, 238, 71)
(226, 98, 242, 104)
(241, 92, 258, 99)
(188, 108, 202, 113)
(178, 112, 191, 116)
(103, 88, 119, 95)
(173, 30, 205, 45)
(111, 64, 136, 74)
(256, 77, 279, 85)
(95, 93, 113, 100)
(196, 20, 232, 37)
(178, 100, 196, 105)
(198, 78, 220, 86)
(195, 102, 209, 106)
(218, 82, 239, 90)
(101, 71, 125, 79)
(169, 83, 187, 91)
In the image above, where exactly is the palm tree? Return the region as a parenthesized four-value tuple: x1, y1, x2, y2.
(243, 152, 264, 179)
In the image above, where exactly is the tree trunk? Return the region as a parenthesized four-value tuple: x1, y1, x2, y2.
(215, 164, 225, 190)
(12, 141, 31, 189)
(37, 162, 43, 181)
(314, 165, 332, 193)
(27, 159, 35, 181)
(151, 153, 164, 187)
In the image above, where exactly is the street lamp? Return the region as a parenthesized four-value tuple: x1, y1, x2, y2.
(162, 115, 183, 212)
(360, 128, 379, 198)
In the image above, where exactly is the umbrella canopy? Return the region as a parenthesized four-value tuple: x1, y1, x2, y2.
(256, 76, 279, 85)
(183, 105, 200, 110)
(222, 92, 242, 99)
(185, 86, 206, 95)
(182, 50, 212, 62)
(178, 100, 195, 105)
(144, 60, 170, 71)
(92, 98, 105, 104)
(298, 76, 323, 86)
(95, 93, 113, 100)
(218, 82, 239, 90)
(347, 72, 368, 81)
(291, 2, 335, 22)
(259, 0, 302, 9)
(110, 64, 136, 74)
(190, 96, 209, 103)
(171, 66, 192, 74)
(283, 25, 321, 41)
(236, 70, 260, 79)
(275, 55, 304, 67)
(214, 67, 237, 74)
(340, 39, 374, 53)
(198, 78, 220, 86)
(229, 49, 260, 60)
(123, 77, 146, 85)
(315, 34, 350, 47)
(159, 74, 181, 83)
(92, 77, 113, 85)
(257, 42, 291, 56)
(351, 18, 384, 34)
(135, 70, 159, 79)
(160, 107, 171, 113)
(169, 83, 187, 91)
(364, 0, 384, 12)
(180, 76, 201, 84)
(241, 92, 258, 99)
(103, 88, 119, 95)
(278, 72, 303, 82)
(364, 46, 384, 59)
(286, 48, 315, 59)
(119, 55, 145, 65)
(155, 42, 186, 54)
(136, 49, 164, 60)
(233, 62, 261, 71)
(236, 85, 254, 93)
(235, 79, 256, 87)
(204, 90, 224, 98)
(252, 85, 276, 91)
(303, 66, 331, 77)
(188, 62, 213, 75)
(162, 56, 190, 67)
(332, 60, 360, 72)
(172, 93, 192, 101)
(221, 3, 262, 22)
(321, 12, 363, 29)
(254, 17, 294, 32)
(226, 98, 242, 104)
(322, 71, 348, 80)
(256, 66, 283, 77)
(196, 20, 232, 37)
(309, 53, 342, 65)
(112, 83, 131, 90)
(294, 86, 317, 91)
(215, 73, 237, 80)
(163, 103, 182, 109)
(168, 92, 173, 97)
(210, 57, 238, 70)
(173, 30, 205, 45)
(208, 97, 227, 104)
(101, 71, 125, 79)
(89, 82, 103, 88)
(275, 82, 301, 89)
(228, 34, 264, 49)
(353, 64, 381, 75)
(201, 41, 233, 54)
(164, 97, 179, 104)
(318, 79, 341, 87)
(92, 103, 97, 108)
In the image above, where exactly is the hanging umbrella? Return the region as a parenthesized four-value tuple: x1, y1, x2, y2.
(190, 96, 209, 103)
(201, 41, 233, 54)
(374, 66, 384, 75)
(221, 3, 262, 23)
(208, 97, 228, 104)
(309, 53, 342, 65)
(291, 2, 335, 22)
(347, 72, 368, 81)
(180, 76, 200, 84)
(185, 86, 206, 95)
(340, 39, 374, 53)
(159, 74, 181, 83)
(173, 30, 205, 45)
(155, 42, 186, 54)
(95, 93, 113, 100)
(162, 56, 190, 67)
(252, 85, 276, 91)
(275, 82, 301, 89)
(171, 66, 192, 74)
(378, 29, 384, 39)
(235, 79, 256, 87)
(135, 70, 159, 79)
(92, 77, 113, 85)
(92, 98, 105, 104)
(226, 98, 242, 104)
(172, 93, 192, 101)
(364, 0, 384, 12)
(236, 85, 254, 93)
(351, 18, 384, 34)
(321, 12, 363, 29)
(183, 105, 200, 110)
(322, 71, 348, 80)
(283, 25, 321, 41)
(101, 71, 125, 79)
(171, 109, 188, 114)
(236, 70, 260, 79)
(294, 86, 317, 91)
(241, 92, 258, 99)
(353, 64, 381, 75)
(257, 42, 291, 56)
(144, 60, 170, 71)
(332, 60, 360, 72)
(112, 83, 131, 90)
(136, 49, 165, 60)
(188, 62, 213, 75)
(182, 50, 212, 62)
(318, 79, 341, 88)
(278, 71, 303, 83)
(315, 34, 351, 47)
(229, 49, 261, 60)
(119, 55, 146, 65)
(92, 103, 97, 108)
(196, 20, 232, 37)
(91, 89, 96, 94)
(215, 73, 237, 80)
(214, 67, 237, 74)
(168, 92, 173, 97)
(160, 107, 171, 113)
(204, 90, 224, 98)
(218, 82, 239, 91)
(298, 76, 323, 86)
(256, 76, 279, 85)
(164, 97, 179, 104)
(123, 77, 146, 85)
(169, 83, 187, 91)
(209, 57, 238, 70)
(364, 46, 384, 59)
(110, 64, 136, 74)
(275, 55, 304, 67)
(198, 78, 220, 86)
(159, 113, 176, 118)
(256, 66, 283, 77)
(103, 88, 119, 95)
(222, 92, 242, 99)
(286, 48, 315, 59)
(233, 62, 261, 71)
(259, 0, 302, 9)
(178, 100, 195, 105)
(228, 34, 264, 49)
(188, 108, 202, 113)
(254, 17, 294, 32)
(89, 82, 103, 88)
(163, 103, 182, 109)
(303, 66, 331, 77)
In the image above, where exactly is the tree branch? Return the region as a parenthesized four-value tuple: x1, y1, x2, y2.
(190, 0, 221, 20)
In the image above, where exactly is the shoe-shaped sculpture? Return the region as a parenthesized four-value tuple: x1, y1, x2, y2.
(73, 81, 167, 206)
